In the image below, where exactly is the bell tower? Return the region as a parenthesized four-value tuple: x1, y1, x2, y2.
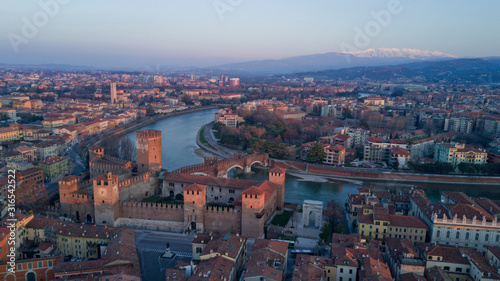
(93, 173, 119, 226)
(136, 130, 162, 174)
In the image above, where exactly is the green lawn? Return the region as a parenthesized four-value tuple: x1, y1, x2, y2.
(200, 127, 208, 143)
(142, 196, 183, 206)
(271, 210, 293, 227)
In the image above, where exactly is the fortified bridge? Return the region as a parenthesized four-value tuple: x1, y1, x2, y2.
(172, 153, 269, 177)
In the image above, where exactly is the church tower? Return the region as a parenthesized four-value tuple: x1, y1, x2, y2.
(93, 173, 119, 226)
(269, 167, 286, 210)
(136, 130, 162, 174)
(110, 79, 117, 104)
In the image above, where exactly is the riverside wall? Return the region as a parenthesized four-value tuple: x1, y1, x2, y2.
(274, 160, 500, 185)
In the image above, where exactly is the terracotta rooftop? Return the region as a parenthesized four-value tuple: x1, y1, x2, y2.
(163, 172, 258, 189)
(269, 166, 286, 174)
(389, 215, 427, 229)
(358, 256, 392, 281)
(184, 183, 207, 192)
(200, 233, 245, 260)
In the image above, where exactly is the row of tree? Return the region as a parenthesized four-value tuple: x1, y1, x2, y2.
(409, 162, 500, 175)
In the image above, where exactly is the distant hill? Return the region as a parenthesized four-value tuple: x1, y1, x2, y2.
(288, 58, 500, 83)
(210, 48, 457, 75)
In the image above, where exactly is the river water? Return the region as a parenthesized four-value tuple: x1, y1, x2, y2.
(126, 108, 500, 205)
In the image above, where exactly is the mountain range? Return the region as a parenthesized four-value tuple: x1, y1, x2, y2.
(288, 58, 500, 84)
(210, 48, 460, 75)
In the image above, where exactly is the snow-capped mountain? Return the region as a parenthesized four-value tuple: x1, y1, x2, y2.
(210, 48, 459, 75)
(344, 48, 456, 59)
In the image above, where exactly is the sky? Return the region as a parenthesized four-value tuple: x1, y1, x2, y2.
(1, 0, 499, 69)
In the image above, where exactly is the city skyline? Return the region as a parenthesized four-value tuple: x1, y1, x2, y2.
(1, 0, 500, 68)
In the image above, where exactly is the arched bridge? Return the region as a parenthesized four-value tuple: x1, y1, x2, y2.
(172, 153, 269, 177)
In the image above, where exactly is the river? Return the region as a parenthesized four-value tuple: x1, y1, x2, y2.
(126, 108, 500, 205)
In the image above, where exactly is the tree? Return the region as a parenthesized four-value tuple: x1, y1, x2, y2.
(319, 221, 333, 244)
(181, 95, 194, 105)
(334, 223, 345, 234)
(146, 106, 156, 116)
(306, 143, 326, 163)
(119, 136, 136, 161)
(325, 200, 342, 224)
(360, 119, 370, 130)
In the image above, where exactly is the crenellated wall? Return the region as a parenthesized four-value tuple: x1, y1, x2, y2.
(204, 206, 242, 235)
(118, 172, 157, 201)
(119, 201, 184, 222)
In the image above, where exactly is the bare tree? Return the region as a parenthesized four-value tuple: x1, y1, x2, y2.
(100, 135, 120, 158)
(119, 136, 136, 161)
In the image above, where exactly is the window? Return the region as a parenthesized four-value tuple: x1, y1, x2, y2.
(485, 234, 489, 241)
(48, 260, 53, 267)
(340, 268, 344, 273)
(466, 232, 470, 239)
(437, 230, 440, 237)
(28, 263, 32, 269)
(349, 269, 353, 274)
(196, 247, 202, 253)
(38, 261, 43, 268)
(456, 232, 460, 239)
(444, 266, 450, 271)
(17, 264, 22, 271)
(497, 235, 500, 242)
(475, 233, 479, 241)
(456, 267, 462, 273)
(446, 231, 450, 238)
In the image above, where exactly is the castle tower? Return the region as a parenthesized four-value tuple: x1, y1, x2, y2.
(183, 184, 206, 232)
(241, 186, 266, 238)
(110, 79, 117, 104)
(269, 167, 286, 210)
(89, 146, 104, 159)
(58, 175, 79, 217)
(136, 130, 162, 174)
(93, 173, 119, 226)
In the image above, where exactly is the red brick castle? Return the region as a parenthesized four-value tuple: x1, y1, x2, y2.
(57, 129, 286, 238)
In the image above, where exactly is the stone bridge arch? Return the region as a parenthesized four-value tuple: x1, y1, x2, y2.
(172, 153, 269, 178)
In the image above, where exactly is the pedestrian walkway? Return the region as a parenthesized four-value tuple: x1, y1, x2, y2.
(136, 248, 192, 257)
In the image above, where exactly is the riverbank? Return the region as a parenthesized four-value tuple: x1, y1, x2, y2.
(80, 105, 222, 160)
(272, 160, 500, 185)
(195, 122, 239, 159)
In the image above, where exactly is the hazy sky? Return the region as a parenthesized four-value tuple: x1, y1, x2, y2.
(1, 0, 499, 68)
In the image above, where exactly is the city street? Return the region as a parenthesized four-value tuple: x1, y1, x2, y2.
(135, 230, 194, 281)
(201, 122, 237, 158)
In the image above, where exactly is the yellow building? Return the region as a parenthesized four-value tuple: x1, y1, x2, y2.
(434, 143, 488, 165)
(25, 217, 116, 258)
(0, 126, 20, 143)
(37, 156, 72, 182)
(358, 205, 427, 243)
